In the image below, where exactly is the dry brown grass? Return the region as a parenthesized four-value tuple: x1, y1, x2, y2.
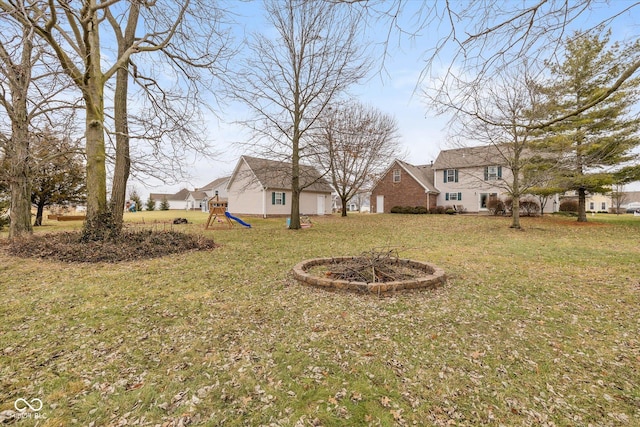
(1, 212, 639, 426)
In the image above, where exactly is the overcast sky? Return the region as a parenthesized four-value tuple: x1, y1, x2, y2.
(132, 1, 640, 198)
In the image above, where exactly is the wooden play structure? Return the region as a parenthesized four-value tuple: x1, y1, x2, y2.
(205, 194, 232, 229)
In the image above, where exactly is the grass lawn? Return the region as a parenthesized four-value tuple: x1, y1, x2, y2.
(1, 212, 639, 426)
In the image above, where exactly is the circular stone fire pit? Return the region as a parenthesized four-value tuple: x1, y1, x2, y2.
(292, 256, 446, 295)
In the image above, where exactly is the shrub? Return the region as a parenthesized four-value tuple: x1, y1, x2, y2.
(0, 209, 8, 230)
(559, 200, 578, 212)
(487, 196, 505, 216)
(433, 206, 446, 214)
(520, 199, 540, 216)
(391, 205, 428, 214)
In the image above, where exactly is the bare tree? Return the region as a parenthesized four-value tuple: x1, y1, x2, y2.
(609, 184, 628, 215)
(103, 1, 233, 230)
(229, 0, 371, 229)
(313, 101, 402, 217)
(0, 0, 232, 239)
(361, 1, 640, 129)
(0, 3, 78, 239)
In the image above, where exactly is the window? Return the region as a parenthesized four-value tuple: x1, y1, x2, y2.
(484, 165, 502, 181)
(589, 202, 595, 211)
(272, 192, 286, 205)
(445, 192, 462, 201)
(444, 169, 458, 183)
(392, 169, 401, 183)
(601, 202, 606, 211)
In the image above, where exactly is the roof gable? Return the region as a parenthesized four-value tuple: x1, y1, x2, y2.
(149, 188, 190, 201)
(373, 159, 437, 193)
(201, 176, 230, 191)
(229, 155, 332, 193)
(396, 159, 437, 192)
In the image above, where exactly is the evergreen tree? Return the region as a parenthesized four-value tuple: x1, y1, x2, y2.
(541, 30, 640, 222)
(30, 131, 87, 226)
(145, 196, 156, 211)
(160, 197, 170, 211)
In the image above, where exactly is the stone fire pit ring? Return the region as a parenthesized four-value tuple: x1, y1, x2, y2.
(292, 256, 446, 295)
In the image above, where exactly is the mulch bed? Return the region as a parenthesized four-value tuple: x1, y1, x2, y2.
(6, 230, 217, 263)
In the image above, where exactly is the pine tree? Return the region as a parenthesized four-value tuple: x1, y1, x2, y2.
(160, 197, 170, 211)
(541, 30, 640, 222)
(145, 196, 156, 211)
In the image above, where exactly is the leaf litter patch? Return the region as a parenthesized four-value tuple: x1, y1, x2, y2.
(6, 230, 217, 263)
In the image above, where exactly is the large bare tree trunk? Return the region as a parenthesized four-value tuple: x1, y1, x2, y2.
(290, 133, 301, 229)
(82, 1, 110, 239)
(6, 27, 33, 238)
(108, 5, 139, 230)
(8, 123, 32, 238)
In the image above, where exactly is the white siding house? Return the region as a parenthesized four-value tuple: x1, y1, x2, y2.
(433, 145, 559, 214)
(227, 156, 333, 217)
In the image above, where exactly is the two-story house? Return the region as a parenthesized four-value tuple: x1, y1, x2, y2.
(373, 145, 560, 214)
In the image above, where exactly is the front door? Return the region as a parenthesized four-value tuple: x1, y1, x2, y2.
(376, 195, 384, 213)
(317, 195, 325, 215)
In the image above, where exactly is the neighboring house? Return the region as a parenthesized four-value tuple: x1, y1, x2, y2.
(562, 190, 640, 213)
(370, 159, 438, 213)
(226, 155, 333, 217)
(180, 176, 232, 212)
(432, 145, 559, 214)
(149, 188, 190, 210)
(373, 146, 563, 214)
(332, 190, 371, 213)
(186, 190, 208, 211)
(559, 190, 612, 213)
(200, 176, 230, 200)
(622, 191, 640, 208)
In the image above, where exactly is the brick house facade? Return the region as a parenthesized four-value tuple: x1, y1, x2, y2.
(370, 160, 438, 213)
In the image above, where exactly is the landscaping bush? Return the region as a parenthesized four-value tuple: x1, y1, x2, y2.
(520, 199, 540, 216)
(559, 200, 578, 213)
(390, 205, 428, 214)
(433, 206, 446, 214)
(487, 196, 506, 216)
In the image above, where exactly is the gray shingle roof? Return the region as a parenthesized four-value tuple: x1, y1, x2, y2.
(396, 159, 437, 192)
(433, 145, 507, 169)
(149, 188, 190, 201)
(239, 155, 333, 193)
(200, 176, 230, 191)
(189, 190, 207, 200)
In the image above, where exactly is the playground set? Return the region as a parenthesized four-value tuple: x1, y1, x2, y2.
(205, 195, 251, 229)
